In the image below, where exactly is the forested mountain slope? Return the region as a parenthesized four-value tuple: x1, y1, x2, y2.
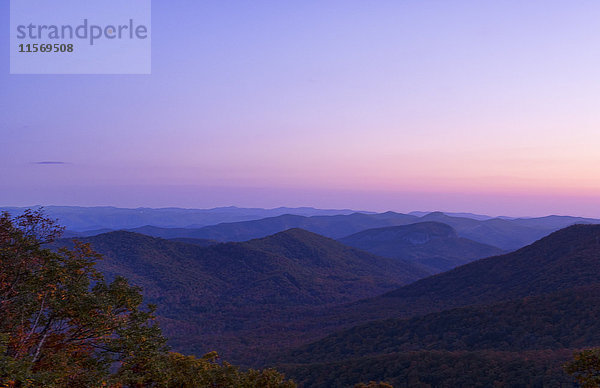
(274, 225, 600, 387)
(56, 228, 427, 363)
(329, 224, 600, 324)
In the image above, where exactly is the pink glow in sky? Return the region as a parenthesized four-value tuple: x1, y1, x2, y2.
(1, 1, 599, 217)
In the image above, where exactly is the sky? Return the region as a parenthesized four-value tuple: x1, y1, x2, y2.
(1, 0, 599, 217)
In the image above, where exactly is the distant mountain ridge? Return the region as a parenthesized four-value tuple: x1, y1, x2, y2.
(409, 211, 496, 220)
(120, 212, 420, 241)
(511, 214, 600, 230)
(58, 210, 600, 251)
(6, 205, 594, 254)
(0, 206, 600, 246)
(338, 222, 504, 273)
(0, 205, 363, 231)
(416, 212, 548, 250)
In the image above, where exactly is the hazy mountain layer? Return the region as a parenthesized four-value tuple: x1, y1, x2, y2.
(79, 211, 600, 252)
(338, 221, 503, 273)
(1, 205, 361, 231)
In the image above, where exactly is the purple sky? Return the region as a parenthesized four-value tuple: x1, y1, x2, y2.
(2, 1, 600, 217)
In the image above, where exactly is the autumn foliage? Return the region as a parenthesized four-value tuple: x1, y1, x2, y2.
(0, 210, 295, 387)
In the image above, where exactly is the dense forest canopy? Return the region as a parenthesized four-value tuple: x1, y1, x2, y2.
(2, 209, 598, 387)
(0, 210, 295, 387)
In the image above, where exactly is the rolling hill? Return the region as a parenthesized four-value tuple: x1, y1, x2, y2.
(55, 228, 428, 363)
(151, 212, 421, 241)
(281, 285, 600, 364)
(51, 217, 600, 385)
(338, 222, 503, 273)
(63, 210, 600, 253)
(68, 211, 422, 240)
(188, 210, 595, 251)
(330, 224, 600, 325)
(273, 224, 600, 386)
(418, 212, 551, 250)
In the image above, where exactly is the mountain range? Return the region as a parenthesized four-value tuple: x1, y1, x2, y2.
(54, 228, 428, 363)
(58, 209, 600, 252)
(274, 224, 600, 386)
(121, 212, 420, 241)
(338, 222, 503, 273)
(1, 205, 362, 231)
(41, 206, 600, 386)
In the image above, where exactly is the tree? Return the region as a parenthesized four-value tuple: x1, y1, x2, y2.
(161, 352, 295, 388)
(0, 209, 295, 387)
(564, 348, 600, 388)
(354, 382, 394, 388)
